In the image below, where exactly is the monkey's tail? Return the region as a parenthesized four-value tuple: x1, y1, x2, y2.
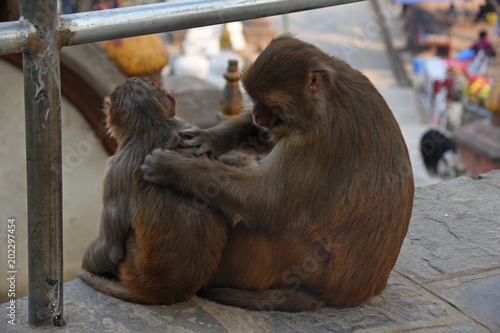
(76, 268, 141, 304)
(197, 287, 326, 312)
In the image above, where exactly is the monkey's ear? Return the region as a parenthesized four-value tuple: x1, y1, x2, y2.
(166, 91, 176, 117)
(309, 72, 323, 93)
(104, 97, 115, 124)
(109, 108, 116, 124)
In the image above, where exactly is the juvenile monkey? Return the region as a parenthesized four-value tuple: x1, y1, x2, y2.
(78, 77, 233, 304)
(142, 35, 415, 311)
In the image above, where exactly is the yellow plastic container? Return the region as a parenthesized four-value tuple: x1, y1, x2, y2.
(101, 34, 169, 76)
(486, 12, 498, 25)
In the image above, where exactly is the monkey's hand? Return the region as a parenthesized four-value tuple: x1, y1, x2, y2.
(141, 148, 195, 187)
(179, 112, 272, 158)
(179, 128, 226, 158)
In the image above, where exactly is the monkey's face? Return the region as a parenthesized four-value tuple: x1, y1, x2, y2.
(243, 35, 332, 133)
(251, 101, 282, 129)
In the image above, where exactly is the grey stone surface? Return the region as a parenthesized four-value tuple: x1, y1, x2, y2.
(447, 275, 500, 327)
(397, 173, 500, 280)
(478, 169, 500, 189)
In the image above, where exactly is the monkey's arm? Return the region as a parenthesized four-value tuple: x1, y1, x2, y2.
(180, 111, 274, 158)
(81, 202, 129, 275)
(81, 237, 123, 275)
(142, 149, 270, 222)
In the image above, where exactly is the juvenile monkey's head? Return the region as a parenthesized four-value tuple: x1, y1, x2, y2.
(242, 35, 334, 133)
(104, 77, 176, 142)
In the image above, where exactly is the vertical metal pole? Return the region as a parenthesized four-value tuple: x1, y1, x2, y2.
(20, 0, 65, 326)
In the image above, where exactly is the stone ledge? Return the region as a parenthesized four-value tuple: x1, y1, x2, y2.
(453, 118, 500, 163)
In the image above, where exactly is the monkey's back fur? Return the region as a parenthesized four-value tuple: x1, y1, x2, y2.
(78, 78, 232, 304)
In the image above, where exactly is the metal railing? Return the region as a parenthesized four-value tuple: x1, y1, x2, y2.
(0, 0, 363, 326)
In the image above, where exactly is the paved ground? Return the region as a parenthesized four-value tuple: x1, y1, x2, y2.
(2, 0, 500, 332)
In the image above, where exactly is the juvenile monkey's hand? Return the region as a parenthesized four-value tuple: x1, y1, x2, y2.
(141, 148, 188, 187)
(179, 128, 225, 158)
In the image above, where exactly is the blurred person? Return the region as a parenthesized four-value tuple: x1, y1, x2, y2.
(420, 129, 464, 179)
(475, 0, 498, 23)
(61, 0, 79, 13)
(92, 0, 122, 10)
(471, 30, 496, 58)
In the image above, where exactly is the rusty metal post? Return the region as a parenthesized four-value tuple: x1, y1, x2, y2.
(20, 0, 65, 326)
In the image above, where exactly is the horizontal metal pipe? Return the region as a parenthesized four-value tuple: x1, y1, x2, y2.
(0, 19, 36, 55)
(59, 0, 364, 47)
(0, 0, 364, 55)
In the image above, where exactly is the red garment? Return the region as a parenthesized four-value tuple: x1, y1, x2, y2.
(471, 37, 496, 57)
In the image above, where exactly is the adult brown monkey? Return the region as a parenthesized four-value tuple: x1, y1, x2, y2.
(142, 35, 414, 311)
(77, 77, 233, 304)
